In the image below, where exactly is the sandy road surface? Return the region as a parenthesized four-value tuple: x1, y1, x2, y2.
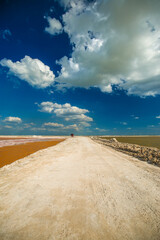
(0, 137, 160, 240)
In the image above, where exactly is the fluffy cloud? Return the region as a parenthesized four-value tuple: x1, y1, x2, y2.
(44, 122, 64, 127)
(4, 116, 22, 123)
(63, 124, 78, 130)
(55, 0, 160, 96)
(45, 16, 63, 35)
(32, 123, 79, 132)
(4, 125, 13, 128)
(44, 123, 79, 131)
(0, 56, 55, 88)
(38, 101, 93, 122)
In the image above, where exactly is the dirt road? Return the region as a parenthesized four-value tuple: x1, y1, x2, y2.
(0, 137, 160, 240)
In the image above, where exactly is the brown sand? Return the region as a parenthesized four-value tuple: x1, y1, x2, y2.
(0, 139, 64, 168)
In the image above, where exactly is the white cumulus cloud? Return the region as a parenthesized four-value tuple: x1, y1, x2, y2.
(4, 116, 22, 123)
(44, 122, 64, 127)
(63, 124, 79, 131)
(42, 123, 79, 131)
(45, 16, 63, 35)
(43, 122, 79, 131)
(55, 0, 160, 96)
(0, 56, 55, 88)
(38, 101, 93, 123)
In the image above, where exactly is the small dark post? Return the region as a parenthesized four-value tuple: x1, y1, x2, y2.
(71, 133, 74, 137)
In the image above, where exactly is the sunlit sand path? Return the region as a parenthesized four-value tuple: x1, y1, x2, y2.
(0, 137, 160, 240)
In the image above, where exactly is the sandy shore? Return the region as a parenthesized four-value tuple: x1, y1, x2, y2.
(0, 137, 160, 240)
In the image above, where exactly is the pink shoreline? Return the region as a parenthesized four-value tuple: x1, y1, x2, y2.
(0, 138, 65, 148)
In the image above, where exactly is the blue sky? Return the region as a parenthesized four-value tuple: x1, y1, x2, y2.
(0, 0, 160, 135)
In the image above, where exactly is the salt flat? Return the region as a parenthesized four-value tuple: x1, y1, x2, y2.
(0, 136, 66, 148)
(0, 137, 160, 240)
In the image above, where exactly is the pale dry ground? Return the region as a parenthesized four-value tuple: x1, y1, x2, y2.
(0, 136, 66, 148)
(0, 137, 160, 240)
